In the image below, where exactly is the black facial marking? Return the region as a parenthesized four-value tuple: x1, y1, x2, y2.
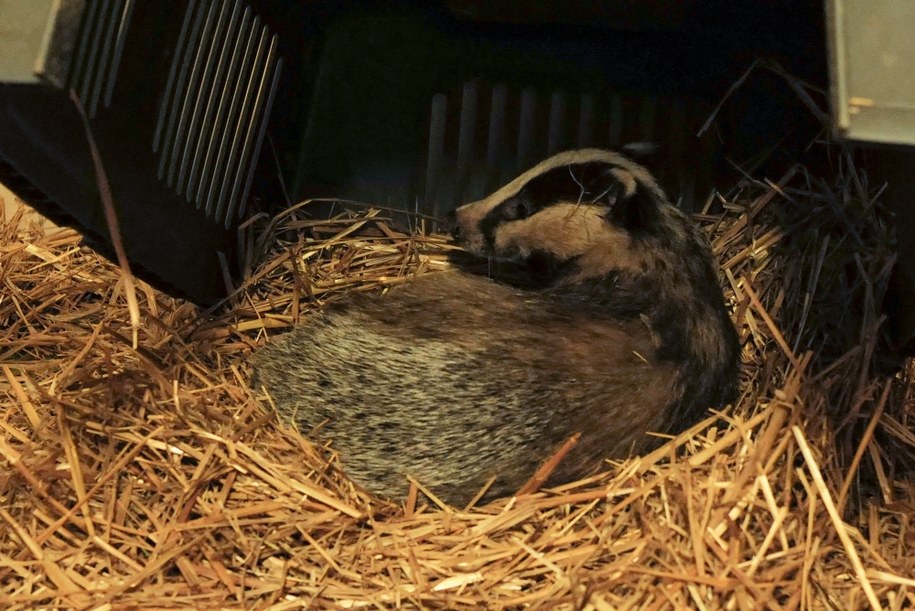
(501, 195, 533, 221)
(521, 161, 622, 209)
(479, 191, 535, 248)
(447, 248, 573, 289)
(606, 185, 662, 235)
(525, 250, 579, 286)
(446, 208, 460, 241)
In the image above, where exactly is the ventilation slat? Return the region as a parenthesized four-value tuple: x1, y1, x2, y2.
(71, 0, 104, 98)
(166, 0, 220, 187)
(187, 0, 244, 204)
(639, 95, 657, 142)
(197, 7, 252, 211)
(179, 0, 237, 198)
(87, 0, 122, 116)
(453, 82, 478, 208)
(205, 15, 260, 218)
(148, 2, 282, 223)
(608, 94, 623, 146)
(157, 2, 207, 178)
(424, 93, 447, 215)
(225, 33, 278, 224)
(578, 94, 595, 148)
(65, 0, 136, 117)
(103, 0, 135, 108)
(213, 21, 266, 222)
(547, 91, 567, 154)
(517, 87, 537, 170)
(486, 84, 507, 167)
(153, 0, 199, 153)
(197, 8, 257, 214)
(237, 56, 282, 223)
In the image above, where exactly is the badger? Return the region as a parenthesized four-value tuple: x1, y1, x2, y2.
(252, 148, 740, 506)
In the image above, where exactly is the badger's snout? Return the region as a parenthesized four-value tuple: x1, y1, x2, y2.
(451, 201, 490, 255)
(445, 209, 461, 241)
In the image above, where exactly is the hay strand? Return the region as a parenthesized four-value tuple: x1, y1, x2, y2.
(68, 89, 140, 348)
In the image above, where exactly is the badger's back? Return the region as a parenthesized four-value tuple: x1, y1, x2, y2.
(253, 148, 740, 506)
(254, 271, 678, 503)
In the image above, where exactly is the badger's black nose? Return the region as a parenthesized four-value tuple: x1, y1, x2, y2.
(445, 208, 460, 241)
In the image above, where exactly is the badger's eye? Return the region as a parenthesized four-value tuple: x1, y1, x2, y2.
(501, 195, 532, 221)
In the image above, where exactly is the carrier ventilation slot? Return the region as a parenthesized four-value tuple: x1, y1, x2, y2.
(423, 83, 700, 219)
(67, 0, 136, 118)
(154, 0, 283, 228)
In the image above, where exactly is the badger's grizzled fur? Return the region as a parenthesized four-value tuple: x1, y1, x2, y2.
(253, 148, 740, 506)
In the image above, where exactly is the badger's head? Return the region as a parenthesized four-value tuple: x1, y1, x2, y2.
(453, 148, 740, 424)
(452, 149, 676, 282)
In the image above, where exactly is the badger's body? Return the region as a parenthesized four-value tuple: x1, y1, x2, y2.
(253, 149, 740, 506)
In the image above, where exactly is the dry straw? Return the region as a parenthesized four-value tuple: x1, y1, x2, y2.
(1, 147, 914, 609)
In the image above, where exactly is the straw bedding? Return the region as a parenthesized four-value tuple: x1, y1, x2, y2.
(1, 150, 914, 609)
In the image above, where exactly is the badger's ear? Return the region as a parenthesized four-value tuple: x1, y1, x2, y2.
(601, 166, 661, 233)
